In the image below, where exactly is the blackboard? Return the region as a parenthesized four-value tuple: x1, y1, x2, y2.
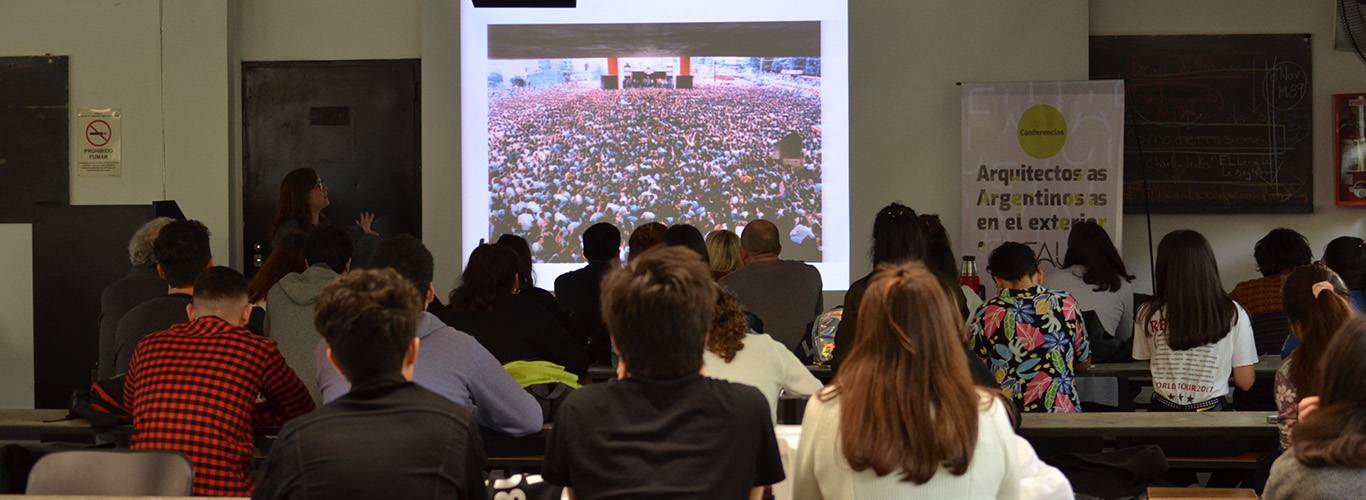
(0, 56, 69, 223)
(1090, 35, 1313, 214)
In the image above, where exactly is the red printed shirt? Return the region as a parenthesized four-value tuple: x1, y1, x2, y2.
(124, 316, 314, 497)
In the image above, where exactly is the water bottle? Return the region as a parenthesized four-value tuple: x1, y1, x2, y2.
(959, 256, 985, 299)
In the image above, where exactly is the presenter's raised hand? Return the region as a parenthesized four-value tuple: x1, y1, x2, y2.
(357, 212, 379, 236)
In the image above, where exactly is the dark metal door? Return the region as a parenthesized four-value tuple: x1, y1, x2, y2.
(242, 60, 421, 273)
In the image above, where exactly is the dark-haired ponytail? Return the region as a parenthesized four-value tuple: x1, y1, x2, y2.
(1284, 264, 1355, 398)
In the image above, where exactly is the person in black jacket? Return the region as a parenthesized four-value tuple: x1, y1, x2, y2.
(494, 234, 579, 344)
(554, 222, 621, 364)
(442, 244, 588, 376)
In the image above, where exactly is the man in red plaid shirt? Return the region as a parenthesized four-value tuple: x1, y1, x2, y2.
(125, 265, 314, 496)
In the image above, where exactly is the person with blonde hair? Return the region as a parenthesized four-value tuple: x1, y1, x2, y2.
(706, 229, 742, 280)
(795, 262, 1018, 499)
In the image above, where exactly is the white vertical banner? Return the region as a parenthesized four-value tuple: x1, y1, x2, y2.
(961, 81, 1124, 296)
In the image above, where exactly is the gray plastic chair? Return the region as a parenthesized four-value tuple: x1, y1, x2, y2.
(26, 449, 194, 496)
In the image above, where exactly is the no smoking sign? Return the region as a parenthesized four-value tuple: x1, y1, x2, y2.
(85, 119, 112, 147)
(77, 109, 121, 178)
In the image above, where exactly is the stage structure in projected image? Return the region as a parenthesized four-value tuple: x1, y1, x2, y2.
(486, 22, 825, 264)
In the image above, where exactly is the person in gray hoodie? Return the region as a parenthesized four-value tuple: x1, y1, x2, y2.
(265, 226, 352, 403)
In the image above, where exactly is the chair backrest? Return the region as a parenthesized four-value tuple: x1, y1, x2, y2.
(26, 449, 193, 496)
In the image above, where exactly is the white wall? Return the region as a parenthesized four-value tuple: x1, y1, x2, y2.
(0, 0, 166, 408)
(840, 1, 1089, 299)
(1092, 0, 1366, 292)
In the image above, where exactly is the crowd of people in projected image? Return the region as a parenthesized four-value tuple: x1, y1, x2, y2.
(487, 78, 825, 263)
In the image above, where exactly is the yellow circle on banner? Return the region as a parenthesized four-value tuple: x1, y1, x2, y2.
(1017, 104, 1067, 159)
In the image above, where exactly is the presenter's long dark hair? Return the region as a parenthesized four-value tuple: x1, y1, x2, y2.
(1142, 230, 1237, 350)
(1061, 221, 1134, 292)
(271, 167, 328, 238)
(449, 244, 520, 314)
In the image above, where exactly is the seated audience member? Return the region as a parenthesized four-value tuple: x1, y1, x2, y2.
(542, 246, 785, 498)
(97, 217, 173, 379)
(969, 242, 1090, 413)
(254, 269, 486, 500)
(495, 233, 578, 342)
(125, 266, 313, 497)
(315, 235, 542, 436)
(1135, 230, 1256, 411)
(1263, 316, 1366, 500)
(1043, 221, 1135, 354)
(920, 214, 983, 313)
(1320, 236, 1365, 311)
(264, 226, 352, 402)
(1274, 265, 1353, 451)
(719, 219, 824, 357)
(1230, 228, 1313, 354)
(555, 222, 621, 364)
(1282, 237, 1366, 358)
(111, 219, 213, 376)
(702, 286, 823, 422)
(706, 229, 742, 280)
(835, 204, 969, 372)
(440, 243, 588, 376)
(626, 221, 667, 262)
(795, 263, 1019, 499)
(245, 231, 308, 335)
(1043, 221, 1135, 410)
(663, 224, 710, 263)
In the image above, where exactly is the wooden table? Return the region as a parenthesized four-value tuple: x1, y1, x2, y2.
(1147, 486, 1256, 499)
(0, 409, 129, 440)
(588, 364, 836, 383)
(1080, 354, 1280, 379)
(1017, 411, 1278, 438)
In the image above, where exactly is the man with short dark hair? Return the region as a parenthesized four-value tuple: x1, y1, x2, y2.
(265, 226, 353, 402)
(315, 234, 542, 436)
(968, 241, 1090, 413)
(554, 222, 621, 363)
(111, 219, 213, 376)
(543, 246, 785, 498)
(717, 219, 823, 357)
(125, 266, 313, 497)
(254, 268, 487, 500)
(1231, 228, 1313, 354)
(97, 217, 174, 379)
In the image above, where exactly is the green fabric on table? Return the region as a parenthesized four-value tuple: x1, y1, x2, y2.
(504, 360, 583, 389)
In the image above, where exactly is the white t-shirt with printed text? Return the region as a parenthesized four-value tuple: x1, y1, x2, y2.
(1132, 304, 1257, 405)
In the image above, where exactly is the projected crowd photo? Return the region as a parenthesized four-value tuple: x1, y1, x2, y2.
(484, 22, 825, 263)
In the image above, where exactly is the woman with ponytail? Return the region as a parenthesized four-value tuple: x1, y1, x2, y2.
(1274, 264, 1355, 450)
(1263, 316, 1366, 499)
